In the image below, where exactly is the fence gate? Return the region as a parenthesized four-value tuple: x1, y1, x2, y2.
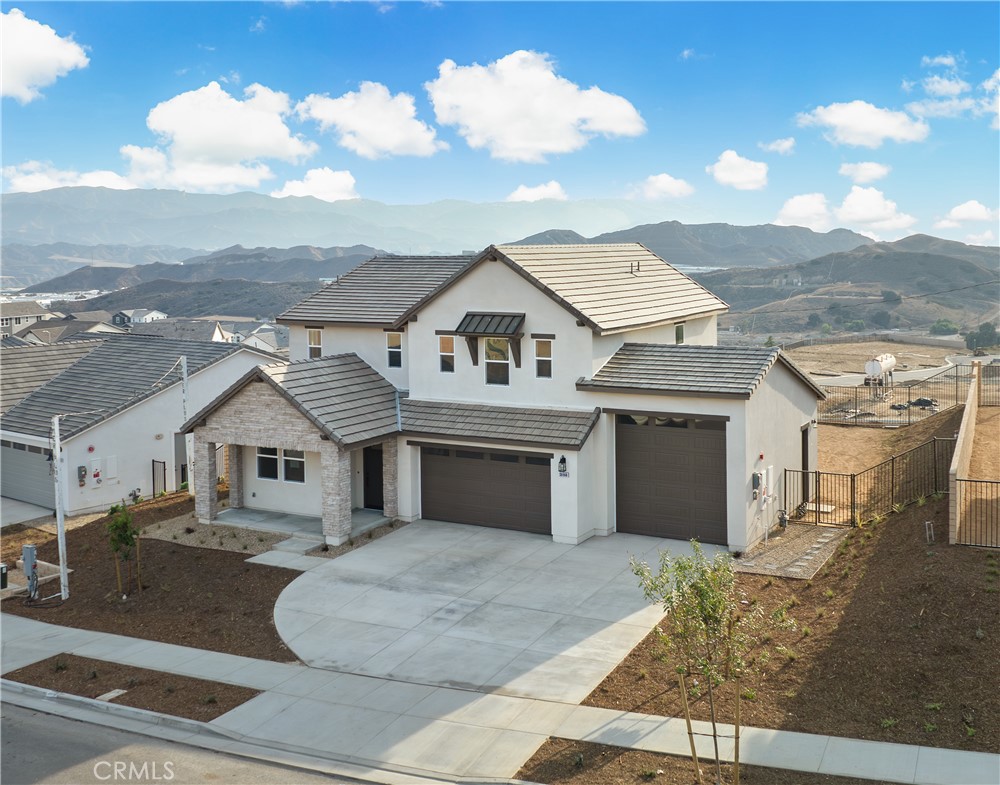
(152, 459, 167, 497)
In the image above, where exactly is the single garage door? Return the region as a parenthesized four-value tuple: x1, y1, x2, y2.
(1, 441, 56, 509)
(420, 446, 551, 534)
(615, 415, 727, 544)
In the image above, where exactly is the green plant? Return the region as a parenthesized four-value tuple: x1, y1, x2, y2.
(638, 668, 648, 680)
(925, 702, 943, 711)
(802, 626, 812, 637)
(924, 722, 937, 732)
(880, 718, 898, 729)
(242, 544, 248, 551)
(741, 687, 757, 701)
(823, 589, 835, 600)
(966, 725, 977, 738)
(892, 502, 906, 514)
(202, 695, 217, 705)
(164, 685, 175, 694)
(86, 669, 98, 680)
(640, 770, 658, 781)
(574, 753, 584, 769)
(916, 495, 927, 507)
(179, 481, 189, 491)
(127, 677, 139, 688)
(107, 499, 142, 595)
(53, 658, 68, 672)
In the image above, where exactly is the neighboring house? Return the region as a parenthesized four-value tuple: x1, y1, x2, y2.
(230, 323, 289, 354)
(14, 319, 127, 344)
(131, 318, 234, 343)
(0, 340, 104, 414)
(185, 244, 822, 552)
(1, 335, 276, 515)
(113, 309, 168, 326)
(65, 310, 115, 323)
(1, 300, 53, 338)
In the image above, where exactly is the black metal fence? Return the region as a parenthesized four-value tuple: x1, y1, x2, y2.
(785, 438, 956, 527)
(981, 368, 1000, 407)
(152, 459, 167, 497)
(955, 480, 1000, 548)
(819, 365, 972, 427)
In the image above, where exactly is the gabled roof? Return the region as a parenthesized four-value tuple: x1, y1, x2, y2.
(0, 301, 51, 318)
(577, 344, 825, 399)
(66, 310, 114, 322)
(1, 336, 274, 440)
(14, 319, 127, 343)
(0, 339, 104, 414)
(395, 244, 728, 335)
(182, 353, 399, 447)
(131, 319, 226, 342)
(278, 255, 474, 326)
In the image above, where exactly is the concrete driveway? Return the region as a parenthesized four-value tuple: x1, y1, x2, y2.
(275, 521, 720, 703)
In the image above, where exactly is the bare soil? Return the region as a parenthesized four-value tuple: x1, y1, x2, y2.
(516, 739, 878, 785)
(586, 501, 1000, 753)
(817, 407, 964, 474)
(786, 341, 956, 375)
(969, 407, 1000, 479)
(6, 654, 259, 722)
(1, 492, 300, 662)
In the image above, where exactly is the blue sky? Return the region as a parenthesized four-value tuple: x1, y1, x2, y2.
(2, 2, 998, 243)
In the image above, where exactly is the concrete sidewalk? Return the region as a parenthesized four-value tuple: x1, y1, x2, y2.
(2, 615, 998, 785)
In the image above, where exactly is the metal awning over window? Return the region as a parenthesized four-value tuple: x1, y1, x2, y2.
(454, 312, 525, 337)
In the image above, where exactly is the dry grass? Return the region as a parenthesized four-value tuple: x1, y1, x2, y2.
(786, 341, 956, 375)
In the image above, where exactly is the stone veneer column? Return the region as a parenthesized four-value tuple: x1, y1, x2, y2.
(228, 444, 244, 509)
(193, 435, 218, 523)
(321, 442, 352, 544)
(382, 439, 399, 519)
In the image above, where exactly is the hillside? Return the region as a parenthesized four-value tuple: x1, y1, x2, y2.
(22, 244, 380, 293)
(515, 221, 872, 267)
(53, 279, 321, 320)
(698, 237, 1000, 332)
(1, 243, 204, 289)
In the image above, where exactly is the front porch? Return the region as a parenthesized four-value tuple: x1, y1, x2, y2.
(214, 506, 389, 542)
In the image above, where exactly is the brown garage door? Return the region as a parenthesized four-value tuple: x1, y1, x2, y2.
(615, 415, 727, 544)
(421, 446, 551, 534)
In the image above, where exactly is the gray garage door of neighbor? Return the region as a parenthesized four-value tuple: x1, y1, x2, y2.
(1, 441, 56, 509)
(615, 414, 727, 544)
(420, 445, 552, 534)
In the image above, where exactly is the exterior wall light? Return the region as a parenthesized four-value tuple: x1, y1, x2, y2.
(558, 455, 568, 476)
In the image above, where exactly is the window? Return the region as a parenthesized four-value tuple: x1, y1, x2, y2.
(283, 449, 306, 483)
(535, 339, 552, 378)
(655, 417, 688, 428)
(525, 456, 551, 466)
(456, 450, 485, 459)
(386, 332, 402, 368)
(617, 414, 648, 426)
(256, 447, 279, 480)
(485, 338, 510, 385)
(490, 453, 519, 463)
(439, 335, 455, 373)
(0, 318, 9, 327)
(307, 329, 323, 359)
(15, 317, 23, 325)
(675, 323, 685, 345)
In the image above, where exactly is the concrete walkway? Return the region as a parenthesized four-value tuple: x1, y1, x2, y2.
(1, 497, 53, 527)
(2, 615, 997, 784)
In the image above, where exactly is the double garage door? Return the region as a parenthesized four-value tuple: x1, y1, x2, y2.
(1, 441, 56, 509)
(616, 415, 727, 544)
(420, 445, 551, 534)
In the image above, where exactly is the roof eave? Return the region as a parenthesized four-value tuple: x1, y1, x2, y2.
(575, 380, 751, 399)
(593, 306, 731, 336)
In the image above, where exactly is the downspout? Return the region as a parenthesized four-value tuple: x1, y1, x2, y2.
(395, 389, 402, 432)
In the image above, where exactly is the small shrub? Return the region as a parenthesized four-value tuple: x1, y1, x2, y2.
(924, 722, 937, 732)
(242, 544, 248, 551)
(892, 502, 906, 514)
(165, 685, 175, 694)
(184, 526, 195, 535)
(823, 588, 835, 599)
(202, 694, 217, 705)
(880, 718, 898, 729)
(741, 687, 757, 701)
(574, 753, 584, 769)
(171, 534, 178, 540)
(367, 531, 374, 540)
(816, 608, 825, 618)
(916, 495, 927, 507)
(257, 536, 265, 542)
(802, 626, 812, 637)
(53, 658, 68, 673)
(179, 481, 189, 491)
(637, 668, 648, 680)
(975, 628, 985, 640)
(127, 677, 139, 688)
(640, 771, 658, 781)
(931, 491, 944, 501)
(86, 669, 98, 680)
(966, 725, 977, 738)
(925, 702, 943, 711)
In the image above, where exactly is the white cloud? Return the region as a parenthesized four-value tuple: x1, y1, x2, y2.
(271, 167, 358, 202)
(297, 82, 446, 159)
(921, 54, 957, 69)
(835, 186, 917, 232)
(249, 16, 266, 33)
(838, 161, 891, 184)
(966, 230, 995, 246)
(506, 181, 568, 202)
(797, 100, 929, 148)
(1, 8, 89, 103)
(637, 173, 694, 199)
(932, 219, 960, 230)
(679, 48, 695, 60)
(219, 70, 242, 86)
(979, 69, 1000, 129)
(922, 74, 971, 97)
(900, 79, 916, 94)
(775, 193, 831, 232)
(705, 150, 768, 190)
(758, 137, 795, 155)
(905, 96, 977, 118)
(2, 160, 132, 192)
(945, 199, 996, 222)
(425, 50, 645, 163)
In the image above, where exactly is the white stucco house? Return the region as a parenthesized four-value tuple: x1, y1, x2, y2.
(1, 335, 276, 516)
(184, 244, 823, 552)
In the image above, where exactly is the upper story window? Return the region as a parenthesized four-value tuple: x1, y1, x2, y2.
(485, 338, 510, 386)
(535, 339, 552, 378)
(0, 318, 9, 327)
(307, 328, 323, 359)
(386, 332, 402, 368)
(675, 323, 685, 344)
(439, 335, 455, 373)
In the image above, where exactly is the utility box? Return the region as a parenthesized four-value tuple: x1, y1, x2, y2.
(0, 563, 6, 590)
(22, 544, 37, 598)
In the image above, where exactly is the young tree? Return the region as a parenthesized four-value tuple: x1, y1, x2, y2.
(107, 501, 142, 596)
(632, 543, 789, 785)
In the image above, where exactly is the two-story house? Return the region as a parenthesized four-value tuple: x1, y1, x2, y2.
(113, 308, 168, 327)
(184, 244, 823, 552)
(0, 301, 53, 338)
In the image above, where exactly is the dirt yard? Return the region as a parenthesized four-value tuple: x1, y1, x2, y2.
(786, 341, 956, 375)
(970, 407, 1000, 479)
(817, 407, 964, 474)
(6, 654, 259, 722)
(517, 739, 878, 785)
(585, 501, 999, 753)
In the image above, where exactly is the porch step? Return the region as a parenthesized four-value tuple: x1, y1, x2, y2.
(272, 536, 323, 555)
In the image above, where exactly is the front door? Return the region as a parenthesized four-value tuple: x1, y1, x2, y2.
(363, 445, 384, 510)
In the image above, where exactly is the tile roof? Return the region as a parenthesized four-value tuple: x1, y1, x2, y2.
(131, 319, 224, 342)
(401, 399, 600, 449)
(278, 255, 473, 325)
(0, 301, 51, 318)
(1, 336, 261, 440)
(14, 319, 127, 343)
(577, 343, 825, 399)
(454, 312, 525, 336)
(0, 339, 104, 414)
(492, 244, 728, 334)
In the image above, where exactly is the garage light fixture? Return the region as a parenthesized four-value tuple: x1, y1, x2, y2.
(558, 455, 567, 474)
